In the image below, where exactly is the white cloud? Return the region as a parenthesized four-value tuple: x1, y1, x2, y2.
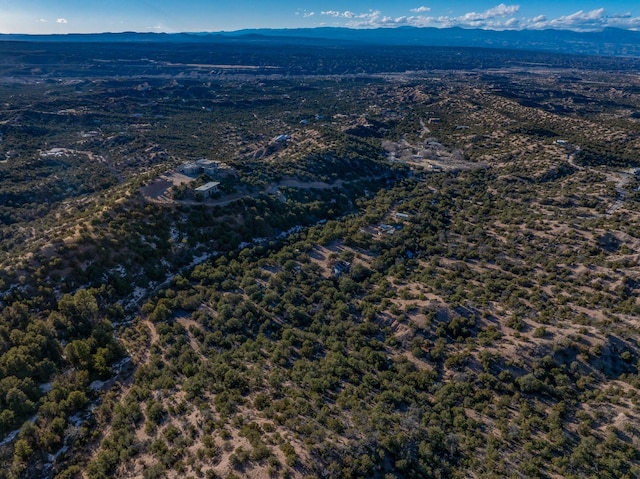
(554, 8, 605, 23)
(378, 15, 437, 27)
(460, 4, 519, 22)
(611, 12, 632, 19)
(516, 8, 640, 31)
(310, 4, 640, 32)
(539, 9, 640, 31)
(323, 4, 521, 29)
(487, 4, 519, 17)
(303, 12, 315, 18)
(422, 3, 521, 29)
(39, 18, 47, 23)
(504, 17, 519, 27)
(321, 10, 369, 19)
(603, 12, 640, 30)
(320, 10, 385, 25)
(56, 18, 67, 24)
(537, 8, 606, 30)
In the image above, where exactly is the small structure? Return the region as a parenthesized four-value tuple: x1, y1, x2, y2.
(332, 261, 350, 278)
(197, 158, 217, 166)
(194, 181, 220, 198)
(203, 165, 220, 177)
(197, 159, 222, 177)
(377, 224, 396, 235)
(178, 162, 201, 175)
(179, 159, 235, 178)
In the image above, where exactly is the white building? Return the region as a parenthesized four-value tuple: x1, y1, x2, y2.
(178, 162, 201, 175)
(195, 181, 220, 198)
(197, 159, 222, 177)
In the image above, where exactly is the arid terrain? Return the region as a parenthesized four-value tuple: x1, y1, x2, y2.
(0, 38, 639, 479)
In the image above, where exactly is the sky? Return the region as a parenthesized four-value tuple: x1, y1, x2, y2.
(1, 1, 639, 34)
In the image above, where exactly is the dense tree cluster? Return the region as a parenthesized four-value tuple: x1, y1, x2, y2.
(74, 168, 640, 479)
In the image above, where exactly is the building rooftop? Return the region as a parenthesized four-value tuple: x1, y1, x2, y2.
(195, 181, 220, 192)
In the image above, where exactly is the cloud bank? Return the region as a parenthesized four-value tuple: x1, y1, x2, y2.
(311, 4, 640, 31)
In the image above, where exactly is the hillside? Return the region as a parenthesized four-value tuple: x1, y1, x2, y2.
(0, 40, 638, 479)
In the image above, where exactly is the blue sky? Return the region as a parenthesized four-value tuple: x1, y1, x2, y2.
(1, 1, 639, 34)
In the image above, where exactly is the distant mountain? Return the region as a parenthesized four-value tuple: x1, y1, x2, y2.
(221, 27, 640, 57)
(1, 27, 640, 58)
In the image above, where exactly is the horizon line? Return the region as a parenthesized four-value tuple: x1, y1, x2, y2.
(1, 25, 639, 37)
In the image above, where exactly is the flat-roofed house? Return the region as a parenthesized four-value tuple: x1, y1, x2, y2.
(194, 181, 220, 198)
(178, 162, 201, 175)
(197, 159, 222, 177)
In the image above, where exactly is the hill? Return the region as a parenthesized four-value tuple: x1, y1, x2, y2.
(0, 40, 638, 479)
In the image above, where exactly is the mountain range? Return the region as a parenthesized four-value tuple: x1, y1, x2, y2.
(1, 26, 639, 58)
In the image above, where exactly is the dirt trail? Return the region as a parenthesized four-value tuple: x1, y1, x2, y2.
(144, 319, 160, 348)
(606, 168, 637, 216)
(177, 316, 205, 358)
